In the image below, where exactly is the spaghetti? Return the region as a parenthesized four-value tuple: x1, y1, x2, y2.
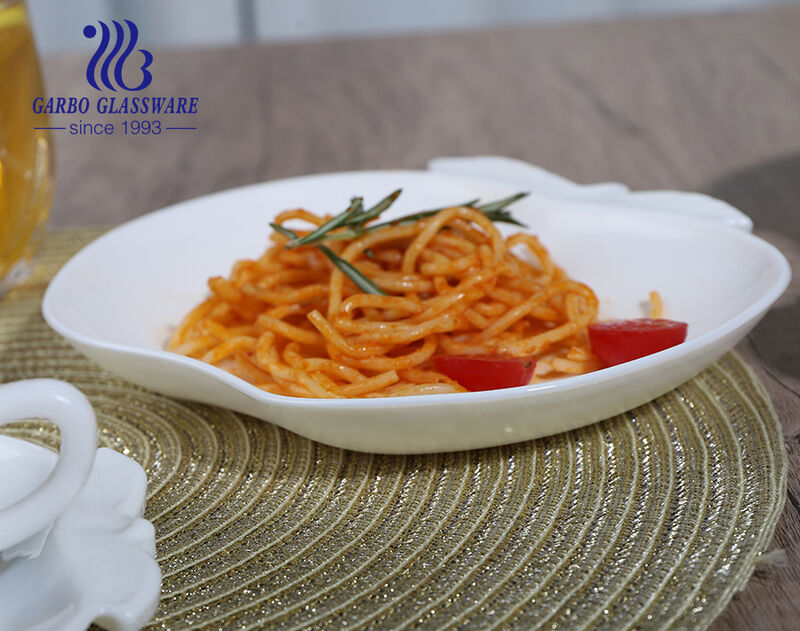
(168, 192, 605, 397)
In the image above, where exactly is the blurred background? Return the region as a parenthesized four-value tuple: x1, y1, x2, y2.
(27, 0, 800, 53)
(17, 0, 800, 236)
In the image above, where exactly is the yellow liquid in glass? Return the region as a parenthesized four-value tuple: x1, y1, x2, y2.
(0, 2, 54, 289)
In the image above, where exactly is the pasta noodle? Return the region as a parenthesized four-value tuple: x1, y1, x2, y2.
(168, 195, 609, 398)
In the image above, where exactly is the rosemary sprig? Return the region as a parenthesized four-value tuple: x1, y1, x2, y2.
(269, 190, 528, 296)
(341, 188, 402, 228)
(269, 223, 387, 295)
(474, 192, 529, 214)
(285, 189, 403, 249)
(285, 192, 529, 246)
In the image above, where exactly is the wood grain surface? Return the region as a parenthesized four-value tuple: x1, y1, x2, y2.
(39, 7, 799, 630)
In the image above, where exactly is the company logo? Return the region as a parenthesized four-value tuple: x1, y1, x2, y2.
(83, 20, 153, 92)
(31, 19, 198, 138)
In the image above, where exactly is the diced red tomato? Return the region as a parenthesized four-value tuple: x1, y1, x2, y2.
(588, 318, 688, 367)
(433, 355, 536, 392)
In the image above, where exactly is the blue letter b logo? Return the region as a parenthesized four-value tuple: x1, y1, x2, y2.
(83, 20, 153, 92)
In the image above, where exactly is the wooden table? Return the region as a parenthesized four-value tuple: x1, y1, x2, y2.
(40, 7, 799, 630)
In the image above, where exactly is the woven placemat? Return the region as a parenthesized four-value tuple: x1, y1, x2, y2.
(0, 229, 787, 631)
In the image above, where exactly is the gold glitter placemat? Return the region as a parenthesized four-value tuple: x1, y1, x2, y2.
(0, 229, 787, 631)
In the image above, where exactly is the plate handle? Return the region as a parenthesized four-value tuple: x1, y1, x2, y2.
(428, 156, 753, 232)
(0, 379, 97, 557)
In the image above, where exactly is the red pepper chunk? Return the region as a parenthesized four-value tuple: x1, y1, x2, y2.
(588, 318, 688, 367)
(433, 355, 536, 392)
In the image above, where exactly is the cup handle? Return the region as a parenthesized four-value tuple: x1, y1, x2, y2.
(0, 379, 97, 552)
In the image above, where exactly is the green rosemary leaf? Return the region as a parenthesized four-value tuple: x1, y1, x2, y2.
(483, 210, 527, 227)
(305, 229, 362, 242)
(316, 244, 387, 295)
(342, 189, 402, 228)
(270, 222, 299, 239)
(475, 192, 529, 213)
(286, 196, 364, 249)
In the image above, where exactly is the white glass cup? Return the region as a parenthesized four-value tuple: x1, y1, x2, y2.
(0, 379, 97, 561)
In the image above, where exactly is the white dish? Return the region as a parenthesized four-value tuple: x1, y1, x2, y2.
(0, 438, 160, 631)
(42, 169, 790, 453)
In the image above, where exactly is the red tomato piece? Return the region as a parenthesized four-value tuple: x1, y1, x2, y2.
(433, 355, 536, 392)
(588, 318, 688, 367)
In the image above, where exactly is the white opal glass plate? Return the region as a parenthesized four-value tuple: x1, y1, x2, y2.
(42, 169, 790, 453)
